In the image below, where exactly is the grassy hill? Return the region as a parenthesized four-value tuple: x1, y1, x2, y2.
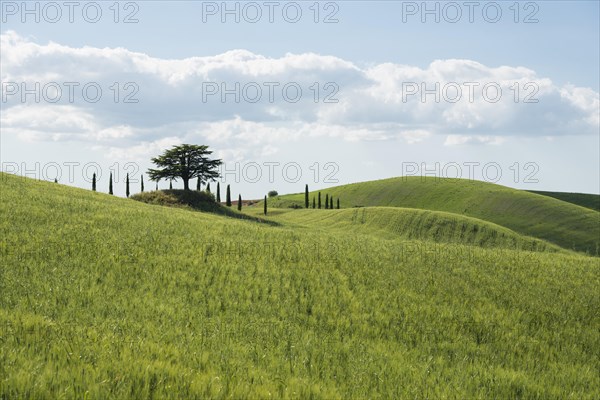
(131, 189, 276, 225)
(1, 172, 599, 398)
(244, 207, 566, 254)
(528, 190, 600, 212)
(268, 177, 600, 255)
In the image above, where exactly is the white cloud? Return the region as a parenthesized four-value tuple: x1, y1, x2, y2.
(559, 85, 600, 127)
(399, 129, 431, 144)
(444, 135, 506, 146)
(1, 30, 598, 155)
(99, 137, 182, 161)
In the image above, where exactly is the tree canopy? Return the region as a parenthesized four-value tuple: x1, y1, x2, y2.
(147, 144, 222, 191)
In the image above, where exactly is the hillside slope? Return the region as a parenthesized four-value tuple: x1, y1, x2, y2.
(245, 207, 566, 253)
(269, 177, 600, 254)
(1, 173, 599, 398)
(528, 190, 600, 212)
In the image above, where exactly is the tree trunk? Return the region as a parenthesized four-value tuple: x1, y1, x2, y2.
(183, 178, 190, 191)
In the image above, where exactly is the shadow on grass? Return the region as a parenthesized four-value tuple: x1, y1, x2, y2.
(130, 190, 280, 226)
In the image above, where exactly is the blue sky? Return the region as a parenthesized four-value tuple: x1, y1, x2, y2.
(1, 1, 599, 197)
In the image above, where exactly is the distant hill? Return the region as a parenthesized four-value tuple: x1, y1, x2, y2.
(245, 206, 567, 254)
(527, 190, 600, 212)
(268, 177, 600, 255)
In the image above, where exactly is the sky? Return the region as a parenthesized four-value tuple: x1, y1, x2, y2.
(1, 0, 599, 198)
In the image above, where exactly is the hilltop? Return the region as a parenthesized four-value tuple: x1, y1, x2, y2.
(528, 190, 600, 212)
(268, 177, 600, 255)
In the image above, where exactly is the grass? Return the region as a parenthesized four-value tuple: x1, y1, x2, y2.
(528, 190, 600, 212)
(243, 207, 567, 254)
(131, 189, 277, 225)
(1, 172, 599, 398)
(268, 177, 600, 255)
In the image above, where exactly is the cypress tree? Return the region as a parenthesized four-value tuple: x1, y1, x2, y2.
(92, 173, 96, 191)
(54, 178, 58, 183)
(226, 184, 231, 206)
(238, 194, 242, 211)
(325, 194, 329, 209)
(109, 172, 113, 195)
(216, 182, 221, 203)
(155, 181, 158, 191)
(305, 184, 309, 208)
(337, 198, 340, 209)
(312, 196, 316, 209)
(126, 173, 130, 198)
(318, 192, 321, 209)
(264, 195, 267, 215)
(141, 175, 144, 192)
(330, 197, 333, 209)
(206, 183, 211, 193)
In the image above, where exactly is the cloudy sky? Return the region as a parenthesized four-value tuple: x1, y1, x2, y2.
(1, 1, 598, 197)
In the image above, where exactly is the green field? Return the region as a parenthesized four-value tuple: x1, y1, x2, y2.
(268, 177, 600, 255)
(242, 207, 567, 254)
(1, 173, 599, 398)
(528, 190, 600, 212)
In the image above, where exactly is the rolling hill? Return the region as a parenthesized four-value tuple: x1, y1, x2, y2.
(528, 190, 600, 212)
(268, 177, 600, 255)
(244, 207, 566, 254)
(1, 172, 599, 398)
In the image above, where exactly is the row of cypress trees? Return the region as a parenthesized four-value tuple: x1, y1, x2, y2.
(305, 184, 340, 209)
(92, 174, 209, 196)
(91, 172, 143, 198)
(92, 174, 258, 214)
(90, 175, 337, 215)
(207, 183, 269, 216)
(91, 173, 202, 197)
(207, 182, 252, 213)
(205, 183, 339, 214)
(222, 183, 269, 216)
